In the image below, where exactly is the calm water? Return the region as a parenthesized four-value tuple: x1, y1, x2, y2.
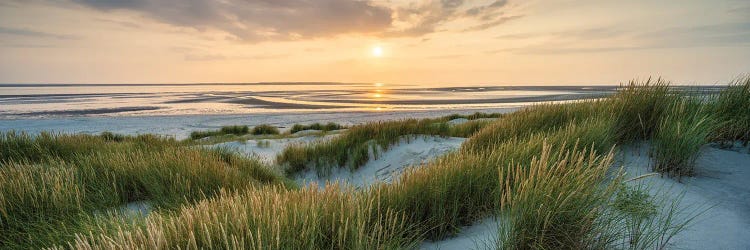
(0, 83, 616, 119)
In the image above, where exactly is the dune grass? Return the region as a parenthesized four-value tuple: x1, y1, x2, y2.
(276, 113, 508, 175)
(0, 131, 178, 163)
(652, 99, 717, 177)
(609, 78, 678, 142)
(370, 117, 617, 241)
(463, 101, 608, 152)
(190, 125, 251, 140)
(0, 132, 289, 249)
(290, 122, 346, 134)
(54, 186, 419, 250)
(37, 116, 615, 249)
(251, 124, 280, 135)
(711, 76, 750, 144)
(497, 143, 618, 249)
(447, 118, 495, 137)
(444, 112, 505, 121)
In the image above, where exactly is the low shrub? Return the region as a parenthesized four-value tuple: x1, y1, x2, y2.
(220, 125, 250, 135)
(444, 112, 505, 121)
(290, 122, 346, 134)
(251, 124, 280, 135)
(190, 125, 250, 140)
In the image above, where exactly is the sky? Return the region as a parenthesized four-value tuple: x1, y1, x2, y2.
(0, 0, 748, 85)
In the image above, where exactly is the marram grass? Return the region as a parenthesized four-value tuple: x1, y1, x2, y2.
(0, 132, 289, 249)
(52, 186, 419, 250)
(652, 99, 717, 177)
(190, 125, 251, 140)
(498, 142, 618, 249)
(711, 76, 750, 144)
(371, 117, 618, 240)
(290, 122, 346, 134)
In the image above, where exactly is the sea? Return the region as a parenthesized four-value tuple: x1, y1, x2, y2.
(0, 82, 617, 138)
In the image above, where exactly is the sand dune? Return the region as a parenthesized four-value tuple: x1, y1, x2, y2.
(422, 143, 750, 249)
(296, 135, 466, 188)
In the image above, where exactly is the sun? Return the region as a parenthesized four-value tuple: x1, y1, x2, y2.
(372, 46, 383, 57)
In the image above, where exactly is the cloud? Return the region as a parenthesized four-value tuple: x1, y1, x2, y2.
(67, 0, 393, 41)
(386, 0, 517, 37)
(492, 20, 750, 55)
(183, 53, 289, 61)
(463, 15, 522, 32)
(495, 26, 629, 40)
(0, 26, 77, 40)
(425, 54, 467, 59)
(6, 0, 519, 42)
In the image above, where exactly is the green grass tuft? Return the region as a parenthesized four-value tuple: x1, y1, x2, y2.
(290, 122, 346, 134)
(52, 186, 420, 250)
(251, 124, 280, 135)
(610, 78, 678, 142)
(652, 99, 717, 177)
(190, 125, 250, 140)
(711, 76, 750, 144)
(498, 143, 617, 249)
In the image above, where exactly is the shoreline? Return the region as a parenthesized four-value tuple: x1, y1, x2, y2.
(0, 107, 519, 139)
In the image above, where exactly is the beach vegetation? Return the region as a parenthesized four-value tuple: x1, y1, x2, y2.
(711, 76, 750, 145)
(251, 124, 280, 135)
(277, 119, 451, 175)
(0, 132, 288, 249)
(290, 122, 346, 134)
(497, 143, 618, 249)
(189, 125, 250, 140)
(444, 112, 505, 121)
(652, 99, 717, 177)
(54, 186, 419, 250)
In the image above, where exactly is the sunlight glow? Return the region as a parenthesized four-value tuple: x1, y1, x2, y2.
(372, 46, 383, 57)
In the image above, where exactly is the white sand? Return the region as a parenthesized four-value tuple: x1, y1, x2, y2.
(121, 201, 152, 218)
(208, 134, 339, 164)
(617, 143, 750, 250)
(291, 129, 323, 136)
(92, 201, 152, 221)
(420, 217, 501, 250)
(448, 118, 469, 125)
(423, 143, 750, 250)
(296, 135, 466, 189)
(0, 108, 517, 140)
